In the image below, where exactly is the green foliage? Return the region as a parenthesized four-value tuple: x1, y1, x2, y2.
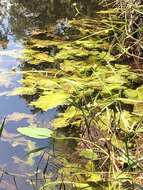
(12, 16, 143, 190)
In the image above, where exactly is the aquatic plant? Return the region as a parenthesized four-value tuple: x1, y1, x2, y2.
(11, 12, 143, 190)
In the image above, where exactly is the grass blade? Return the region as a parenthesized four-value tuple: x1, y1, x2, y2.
(0, 118, 6, 137)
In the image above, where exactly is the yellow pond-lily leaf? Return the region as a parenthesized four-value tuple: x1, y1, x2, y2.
(10, 86, 37, 96)
(55, 48, 89, 61)
(35, 53, 55, 63)
(74, 39, 98, 50)
(30, 91, 69, 111)
(60, 60, 86, 73)
(52, 106, 80, 129)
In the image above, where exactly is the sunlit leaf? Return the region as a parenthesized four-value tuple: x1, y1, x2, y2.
(10, 86, 36, 96)
(31, 91, 69, 111)
(52, 106, 80, 128)
(111, 134, 125, 149)
(17, 127, 53, 139)
(87, 173, 101, 183)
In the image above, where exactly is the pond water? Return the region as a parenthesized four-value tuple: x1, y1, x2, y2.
(0, 0, 96, 189)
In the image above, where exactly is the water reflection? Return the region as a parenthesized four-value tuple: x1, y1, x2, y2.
(0, 0, 97, 45)
(0, 0, 9, 49)
(0, 0, 97, 40)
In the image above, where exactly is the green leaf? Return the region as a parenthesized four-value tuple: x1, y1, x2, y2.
(79, 149, 98, 160)
(17, 127, 53, 139)
(75, 183, 93, 190)
(74, 39, 102, 50)
(105, 75, 126, 84)
(124, 89, 138, 99)
(119, 111, 131, 132)
(52, 106, 80, 129)
(55, 48, 89, 61)
(34, 52, 55, 63)
(30, 91, 69, 111)
(135, 127, 143, 133)
(118, 98, 143, 105)
(10, 87, 37, 96)
(111, 134, 125, 149)
(87, 173, 101, 183)
(124, 86, 143, 101)
(119, 111, 141, 132)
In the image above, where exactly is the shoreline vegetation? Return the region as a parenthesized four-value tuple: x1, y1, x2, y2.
(1, 0, 143, 189)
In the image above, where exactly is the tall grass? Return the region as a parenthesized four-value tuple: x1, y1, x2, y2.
(101, 0, 143, 66)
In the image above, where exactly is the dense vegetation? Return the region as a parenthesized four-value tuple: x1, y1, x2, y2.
(1, 0, 143, 189)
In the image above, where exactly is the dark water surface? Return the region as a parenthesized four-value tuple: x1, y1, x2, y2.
(0, 0, 96, 189)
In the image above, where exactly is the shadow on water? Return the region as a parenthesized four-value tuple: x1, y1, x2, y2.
(0, 0, 97, 189)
